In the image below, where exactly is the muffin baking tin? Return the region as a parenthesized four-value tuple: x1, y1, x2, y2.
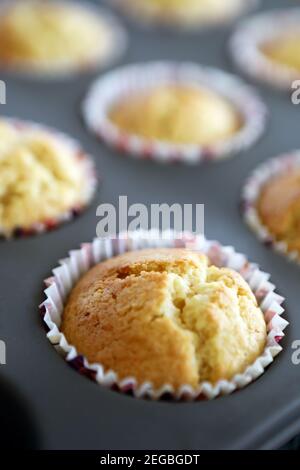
(1, 0, 300, 450)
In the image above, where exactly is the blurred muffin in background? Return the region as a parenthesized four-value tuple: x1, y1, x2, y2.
(258, 169, 300, 256)
(0, 0, 126, 76)
(111, 0, 254, 29)
(109, 84, 242, 146)
(261, 32, 300, 74)
(230, 9, 300, 90)
(61, 248, 267, 390)
(0, 119, 95, 237)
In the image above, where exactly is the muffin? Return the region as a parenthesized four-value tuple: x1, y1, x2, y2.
(0, 0, 124, 75)
(261, 32, 300, 74)
(61, 248, 267, 390)
(257, 170, 300, 256)
(83, 62, 267, 163)
(230, 9, 300, 90)
(113, 0, 251, 28)
(109, 85, 242, 146)
(0, 119, 95, 237)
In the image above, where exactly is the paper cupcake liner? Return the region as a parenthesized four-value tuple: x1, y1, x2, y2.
(0, 118, 97, 239)
(108, 0, 259, 31)
(41, 229, 287, 401)
(241, 150, 300, 265)
(230, 9, 300, 90)
(82, 61, 267, 165)
(0, 0, 128, 79)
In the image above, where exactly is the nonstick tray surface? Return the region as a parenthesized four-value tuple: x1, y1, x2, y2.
(1, 0, 299, 450)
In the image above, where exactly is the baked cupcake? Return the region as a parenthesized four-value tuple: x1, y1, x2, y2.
(61, 248, 267, 390)
(0, 0, 127, 76)
(0, 119, 96, 237)
(230, 9, 300, 89)
(109, 85, 242, 146)
(257, 170, 300, 256)
(111, 0, 257, 29)
(261, 33, 300, 74)
(242, 151, 300, 263)
(83, 62, 266, 163)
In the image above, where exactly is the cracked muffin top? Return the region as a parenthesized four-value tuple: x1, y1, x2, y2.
(61, 248, 267, 390)
(0, 120, 90, 235)
(261, 32, 300, 73)
(109, 85, 242, 146)
(121, 0, 245, 26)
(257, 169, 300, 255)
(0, 0, 113, 72)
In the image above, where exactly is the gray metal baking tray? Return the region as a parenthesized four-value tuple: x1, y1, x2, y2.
(0, 0, 299, 450)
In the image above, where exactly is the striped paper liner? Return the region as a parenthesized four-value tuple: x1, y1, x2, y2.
(82, 61, 267, 165)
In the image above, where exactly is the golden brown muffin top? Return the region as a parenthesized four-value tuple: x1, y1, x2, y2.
(0, 0, 111, 70)
(0, 120, 88, 234)
(62, 248, 267, 391)
(261, 32, 300, 72)
(258, 170, 300, 254)
(109, 85, 241, 146)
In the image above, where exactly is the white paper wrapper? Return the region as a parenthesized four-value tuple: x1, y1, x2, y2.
(230, 9, 300, 90)
(41, 230, 287, 401)
(0, 117, 97, 239)
(242, 150, 300, 265)
(82, 61, 267, 165)
(0, 0, 128, 79)
(108, 0, 259, 31)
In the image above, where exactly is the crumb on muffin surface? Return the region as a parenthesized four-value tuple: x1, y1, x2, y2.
(109, 85, 242, 146)
(62, 248, 267, 390)
(261, 32, 300, 72)
(258, 170, 300, 255)
(0, 120, 88, 234)
(0, 0, 112, 69)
